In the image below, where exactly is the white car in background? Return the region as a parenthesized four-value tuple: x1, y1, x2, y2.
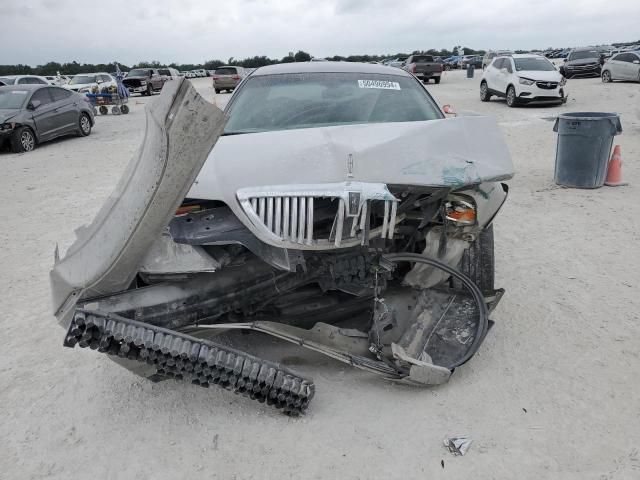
(64, 73, 117, 93)
(0, 75, 49, 85)
(480, 54, 567, 107)
(601, 51, 640, 83)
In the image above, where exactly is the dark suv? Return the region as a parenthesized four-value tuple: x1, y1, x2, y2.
(122, 68, 166, 96)
(560, 48, 601, 78)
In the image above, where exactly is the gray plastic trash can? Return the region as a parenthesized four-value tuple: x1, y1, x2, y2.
(553, 112, 622, 188)
(467, 65, 475, 78)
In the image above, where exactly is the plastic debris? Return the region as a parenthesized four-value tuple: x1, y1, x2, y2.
(443, 435, 473, 456)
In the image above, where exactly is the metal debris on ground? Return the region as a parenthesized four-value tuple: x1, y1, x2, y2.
(443, 435, 473, 456)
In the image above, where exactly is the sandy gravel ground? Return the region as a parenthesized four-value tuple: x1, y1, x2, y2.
(1, 71, 639, 479)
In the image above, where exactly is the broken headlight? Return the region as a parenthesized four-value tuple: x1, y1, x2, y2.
(444, 195, 477, 226)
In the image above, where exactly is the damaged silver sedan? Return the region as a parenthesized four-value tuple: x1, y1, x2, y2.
(51, 62, 513, 415)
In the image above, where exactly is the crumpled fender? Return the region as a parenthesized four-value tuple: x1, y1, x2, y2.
(50, 78, 226, 327)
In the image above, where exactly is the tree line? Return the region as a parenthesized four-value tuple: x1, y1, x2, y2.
(0, 47, 487, 76)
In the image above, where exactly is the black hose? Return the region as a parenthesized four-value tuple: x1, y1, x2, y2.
(381, 252, 489, 370)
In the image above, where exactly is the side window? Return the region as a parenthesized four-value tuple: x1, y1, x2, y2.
(619, 54, 634, 63)
(493, 58, 504, 69)
(50, 87, 73, 102)
(505, 59, 513, 73)
(30, 88, 54, 106)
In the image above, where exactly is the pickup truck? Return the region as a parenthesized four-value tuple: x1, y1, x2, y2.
(122, 68, 166, 96)
(402, 55, 443, 84)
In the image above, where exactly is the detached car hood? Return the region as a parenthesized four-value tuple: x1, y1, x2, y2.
(50, 78, 226, 325)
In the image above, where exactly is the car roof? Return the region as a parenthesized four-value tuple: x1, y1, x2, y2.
(252, 61, 412, 77)
(0, 75, 45, 79)
(0, 84, 49, 91)
(72, 72, 111, 76)
(511, 54, 547, 58)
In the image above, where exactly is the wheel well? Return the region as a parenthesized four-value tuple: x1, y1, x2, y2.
(507, 84, 515, 93)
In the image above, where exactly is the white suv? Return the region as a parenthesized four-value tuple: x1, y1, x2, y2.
(480, 54, 567, 107)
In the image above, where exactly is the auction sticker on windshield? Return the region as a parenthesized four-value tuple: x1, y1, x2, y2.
(358, 79, 401, 90)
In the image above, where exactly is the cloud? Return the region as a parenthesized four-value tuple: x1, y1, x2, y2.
(0, 0, 638, 66)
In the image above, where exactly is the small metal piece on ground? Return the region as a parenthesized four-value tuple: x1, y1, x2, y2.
(444, 435, 473, 456)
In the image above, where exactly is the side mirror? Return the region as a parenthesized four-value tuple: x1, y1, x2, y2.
(442, 104, 456, 116)
(28, 100, 41, 110)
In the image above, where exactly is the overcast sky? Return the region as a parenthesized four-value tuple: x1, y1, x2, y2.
(2, 0, 639, 66)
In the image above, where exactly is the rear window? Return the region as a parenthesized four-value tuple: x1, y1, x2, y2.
(411, 56, 434, 63)
(158, 69, 171, 76)
(224, 72, 442, 135)
(215, 67, 238, 75)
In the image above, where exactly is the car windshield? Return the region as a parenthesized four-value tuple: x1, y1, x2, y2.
(224, 72, 441, 135)
(128, 69, 150, 77)
(514, 57, 556, 71)
(69, 75, 96, 85)
(0, 77, 17, 85)
(0, 89, 29, 109)
(569, 51, 598, 60)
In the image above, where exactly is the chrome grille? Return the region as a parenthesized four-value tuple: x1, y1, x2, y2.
(535, 81, 558, 89)
(238, 183, 400, 249)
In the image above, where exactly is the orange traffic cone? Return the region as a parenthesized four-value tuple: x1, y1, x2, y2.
(605, 145, 627, 187)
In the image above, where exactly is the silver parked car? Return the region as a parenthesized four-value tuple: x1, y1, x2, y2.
(602, 51, 640, 83)
(0, 84, 94, 152)
(51, 64, 513, 415)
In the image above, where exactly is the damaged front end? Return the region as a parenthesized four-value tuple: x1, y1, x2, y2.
(51, 77, 513, 415)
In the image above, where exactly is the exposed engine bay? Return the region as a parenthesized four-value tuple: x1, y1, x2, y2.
(51, 76, 513, 415)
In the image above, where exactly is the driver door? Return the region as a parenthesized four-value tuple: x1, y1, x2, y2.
(29, 88, 58, 141)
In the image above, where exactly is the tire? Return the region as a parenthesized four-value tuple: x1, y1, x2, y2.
(453, 224, 495, 293)
(433, 76, 441, 84)
(10, 126, 36, 153)
(480, 81, 491, 101)
(120, 104, 129, 114)
(78, 113, 92, 136)
(99, 105, 108, 115)
(601, 70, 612, 83)
(506, 85, 517, 107)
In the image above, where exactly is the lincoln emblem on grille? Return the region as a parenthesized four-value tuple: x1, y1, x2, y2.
(347, 153, 354, 178)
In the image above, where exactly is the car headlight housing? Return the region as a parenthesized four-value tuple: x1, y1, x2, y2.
(140, 81, 147, 85)
(445, 196, 477, 226)
(560, 77, 567, 86)
(0, 122, 15, 131)
(518, 77, 535, 86)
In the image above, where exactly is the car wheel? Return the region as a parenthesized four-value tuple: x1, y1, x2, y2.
(453, 224, 495, 293)
(78, 113, 92, 136)
(433, 77, 441, 84)
(602, 70, 612, 83)
(11, 126, 36, 153)
(480, 81, 491, 102)
(506, 86, 517, 107)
